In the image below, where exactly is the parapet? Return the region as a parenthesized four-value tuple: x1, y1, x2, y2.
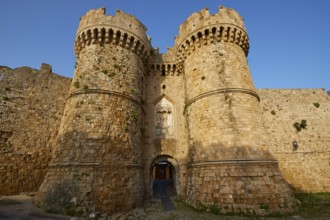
(77, 8, 147, 38)
(150, 47, 179, 76)
(174, 6, 249, 61)
(178, 6, 245, 39)
(40, 63, 52, 74)
(74, 7, 151, 64)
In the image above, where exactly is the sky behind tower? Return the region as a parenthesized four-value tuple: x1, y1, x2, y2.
(1, 0, 329, 91)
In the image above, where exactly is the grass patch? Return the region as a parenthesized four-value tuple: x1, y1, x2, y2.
(294, 192, 330, 218)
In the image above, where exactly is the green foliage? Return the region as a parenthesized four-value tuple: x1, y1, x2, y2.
(271, 110, 276, 115)
(64, 206, 83, 216)
(124, 124, 129, 132)
(259, 204, 269, 210)
(131, 110, 139, 121)
(130, 89, 136, 95)
(293, 119, 307, 132)
(294, 193, 330, 218)
(209, 204, 220, 214)
(113, 64, 120, 69)
(102, 69, 116, 78)
(73, 81, 80, 88)
(107, 71, 116, 77)
(83, 84, 89, 90)
(2, 96, 9, 101)
(313, 102, 320, 108)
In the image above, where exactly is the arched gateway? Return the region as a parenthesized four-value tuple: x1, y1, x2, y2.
(150, 155, 180, 196)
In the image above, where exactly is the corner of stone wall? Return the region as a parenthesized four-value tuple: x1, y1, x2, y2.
(40, 63, 52, 74)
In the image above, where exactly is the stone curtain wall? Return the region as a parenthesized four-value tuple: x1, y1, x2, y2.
(0, 65, 70, 195)
(259, 89, 330, 192)
(1, 5, 329, 217)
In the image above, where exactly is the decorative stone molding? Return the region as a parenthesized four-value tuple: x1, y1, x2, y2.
(184, 88, 260, 113)
(176, 24, 249, 62)
(75, 27, 150, 65)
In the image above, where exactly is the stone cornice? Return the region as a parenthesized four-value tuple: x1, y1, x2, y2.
(68, 89, 145, 114)
(184, 88, 260, 114)
(74, 26, 150, 66)
(175, 24, 249, 62)
(188, 159, 279, 167)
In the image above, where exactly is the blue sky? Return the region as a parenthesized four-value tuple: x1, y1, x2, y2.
(1, 0, 329, 91)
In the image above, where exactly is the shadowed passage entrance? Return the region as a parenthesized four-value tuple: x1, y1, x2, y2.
(150, 155, 179, 197)
(153, 161, 174, 180)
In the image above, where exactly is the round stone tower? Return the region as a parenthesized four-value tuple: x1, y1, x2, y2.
(36, 8, 150, 213)
(176, 6, 297, 215)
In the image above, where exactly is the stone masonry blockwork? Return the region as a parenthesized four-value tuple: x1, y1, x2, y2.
(0, 5, 329, 217)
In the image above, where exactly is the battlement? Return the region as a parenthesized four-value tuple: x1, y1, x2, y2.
(40, 63, 52, 74)
(5, 5, 327, 216)
(178, 6, 245, 40)
(174, 6, 249, 62)
(74, 8, 151, 65)
(151, 47, 180, 76)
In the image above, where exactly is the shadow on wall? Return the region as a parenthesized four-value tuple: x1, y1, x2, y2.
(188, 141, 277, 162)
(51, 131, 141, 164)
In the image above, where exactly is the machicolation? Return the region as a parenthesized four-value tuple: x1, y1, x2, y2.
(0, 5, 329, 217)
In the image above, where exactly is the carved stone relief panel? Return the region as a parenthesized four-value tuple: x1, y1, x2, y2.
(155, 97, 174, 138)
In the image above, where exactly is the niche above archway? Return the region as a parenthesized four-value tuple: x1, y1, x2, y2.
(154, 96, 175, 139)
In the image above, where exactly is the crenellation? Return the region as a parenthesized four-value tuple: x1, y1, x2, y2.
(0, 5, 329, 217)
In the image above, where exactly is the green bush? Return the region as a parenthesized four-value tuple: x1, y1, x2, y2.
(293, 119, 307, 132)
(73, 81, 80, 88)
(113, 64, 120, 69)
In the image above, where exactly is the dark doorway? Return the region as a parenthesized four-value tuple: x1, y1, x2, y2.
(151, 161, 176, 197)
(153, 161, 174, 180)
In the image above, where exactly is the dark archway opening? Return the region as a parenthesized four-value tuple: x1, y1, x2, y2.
(153, 161, 174, 180)
(151, 159, 177, 197)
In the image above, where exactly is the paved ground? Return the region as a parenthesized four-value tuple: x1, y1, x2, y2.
(1, 193, 328, 220)
(153, 179, 175, 211)
(0, 195, 74, 220)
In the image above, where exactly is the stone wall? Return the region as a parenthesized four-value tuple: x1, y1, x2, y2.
(0, 65, 70, 195)
(258, 89, 330, 192)
(184, 43, 268, 161)
(37, 7, 150, 214)
(187, 162, 297, 216)
(172, 6, 297, 215)
(143, 48, 188, 198)
(1, 5, 329, 217)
